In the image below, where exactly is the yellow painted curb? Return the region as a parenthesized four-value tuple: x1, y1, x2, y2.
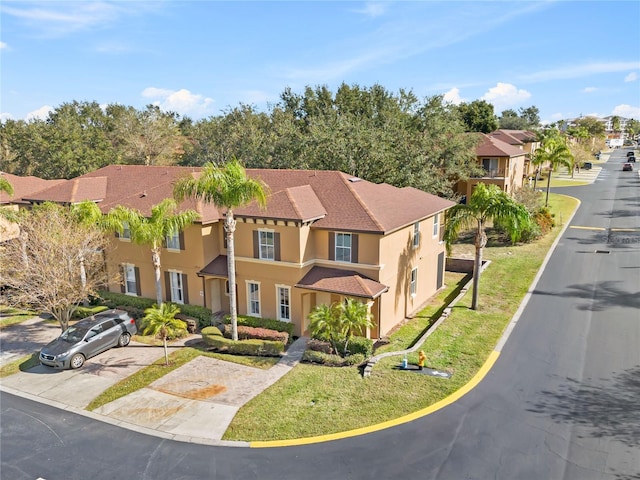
(569, 226, 606, 231)
(250, 350, 500, 448)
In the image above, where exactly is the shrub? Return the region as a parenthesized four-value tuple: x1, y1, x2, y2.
(223, 324, 289, 344)
(72, 305, 109, 319)
(177, 304, 213, 329)
(223, 315, 294, 338)
(306, 338, 333, 354)
(302, 350, 366, 367)
(202, 326, 284, 356)
(99, 291, 155, 310)
(336, 336, 373, 357)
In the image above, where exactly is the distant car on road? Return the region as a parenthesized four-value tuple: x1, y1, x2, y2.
(626, 151, 635, 157)
(627, 156, 636, 162)
(40, 309, 137, 369)
(622, 163, 633, 171)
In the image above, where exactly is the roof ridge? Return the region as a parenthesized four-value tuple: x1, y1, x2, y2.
(339, 174, 385, 232)
(284, 186, 305, 219)
(353, 274, 373, 297)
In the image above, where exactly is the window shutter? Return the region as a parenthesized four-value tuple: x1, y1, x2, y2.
(274, 232, 281, 261)
(223, 231, 228, 249)
(253, 230, 259, 258)
(439, 219, 445, 242)
(328, 232, 335, 261)
(164, 271, 171, 302)
(119, 265, 125, 293)
(115, 231, 120, 239)
(182, 274, 189, 304)
(134, 267, 141, 296)
(179, 231, 185, 250)
(351, 234, 358, 263)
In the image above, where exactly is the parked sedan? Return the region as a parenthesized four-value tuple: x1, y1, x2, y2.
(622, 163, 633, 172)
(40, 309, 137, 369)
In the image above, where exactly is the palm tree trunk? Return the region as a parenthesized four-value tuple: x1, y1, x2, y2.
(152, 248, 163, 305)
(225, 209, 239, 341)
(163, 337, 169, 365)
(471, 223, 487, 310)
(545, 168, 552, 206)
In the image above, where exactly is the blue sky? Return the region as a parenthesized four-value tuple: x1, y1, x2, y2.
(1, 1, 639, 124)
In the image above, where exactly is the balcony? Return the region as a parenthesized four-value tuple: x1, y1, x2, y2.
(474, 168, 506, 179)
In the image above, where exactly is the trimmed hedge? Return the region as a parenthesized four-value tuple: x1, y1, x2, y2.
(97, 291, 213, 328)
(223, 324, 289, 344)
(223, 314, 294, 338)
(201, 326, 284, 357)
(302, 350, 366, 367)
(338, 336, 373, 357)
(72, 305, 109, 319)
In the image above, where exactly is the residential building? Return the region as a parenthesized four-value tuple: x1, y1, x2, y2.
(22, 165, 455, 338)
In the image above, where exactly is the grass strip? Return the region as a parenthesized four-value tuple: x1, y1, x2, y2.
(223, 193, 578, 442)
(0, 353, 41, 378)
(0, 308, 37, 330)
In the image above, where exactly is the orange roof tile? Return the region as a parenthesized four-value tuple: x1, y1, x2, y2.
(295, 266, 388, 299)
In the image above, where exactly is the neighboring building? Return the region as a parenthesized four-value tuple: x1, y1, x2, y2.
(457, 133, 529, 200)
(21, 165, 455, 338)
(0, 172, 65, 242)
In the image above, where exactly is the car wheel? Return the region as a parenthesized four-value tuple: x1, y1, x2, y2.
(70, 353, 85, 369)
(118, 333, 131, 347)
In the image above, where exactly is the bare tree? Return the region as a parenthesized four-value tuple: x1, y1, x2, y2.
(0, 202, 112, 331)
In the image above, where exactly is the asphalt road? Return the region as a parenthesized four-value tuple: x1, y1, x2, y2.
(2, 149, 638, 480)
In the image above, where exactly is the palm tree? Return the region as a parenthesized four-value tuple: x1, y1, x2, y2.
(337, 298, 373, 356)
(534, 136, 574, 206)
(443, 183, 531, 310)
(110, 199, 199, 305)
(309, 303, 342, 354)
(71, 201, 126, 304)
(141, 302, 187, 366)
(309, 299, 373, 356)
(173, 157, 268, 341)
(0, 176, 14, 196)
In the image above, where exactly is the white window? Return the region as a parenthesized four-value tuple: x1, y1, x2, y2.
(124, 264, 137, 296)
(413, 222, 421, 248)
(247, 281, 260, 317)
(433, 213, 439, 238)
(259, 230, 275, 260)
(120, 222, 131, 241)
(277, 285, 291, 322)
(482, 158, 499, 176)
(166, 230, 180, 250)
(169, 271, 184, 304)
(335, 233, 352, 262)
(410, 267, 418, 296)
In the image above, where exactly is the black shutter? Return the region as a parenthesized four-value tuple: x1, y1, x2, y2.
(179, 231, 185, 250)
(115, 231, 120, 239)
(134, 267, 141, 296)
(274, 233, 281, 261)
(182, 274, 189, 304)
(253, 230, 259, 258)
(164, 271, 171, 302)
(351, 234, 358, 263)
(437, 252, 444, 289)
(119, 265, 125, 293)
(223, 231, 228, 249)
(329, 232, 335, 261)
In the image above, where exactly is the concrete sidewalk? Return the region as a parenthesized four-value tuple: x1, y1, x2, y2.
(0, 316, 308, 445)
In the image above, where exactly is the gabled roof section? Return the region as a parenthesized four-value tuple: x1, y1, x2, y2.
(198, 255, 228, 278)
(238, 184, 326, 223)
(476, 134, 526, 158)
(295, 266, 388, 299)
(0, 172, 66, 205)
(23, 177, 108, 204)
(490, 129, 537, 145)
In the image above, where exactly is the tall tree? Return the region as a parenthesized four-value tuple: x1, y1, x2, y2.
(443, 183, 530, 310)
(173, 158, 268, 341)
(456, 100, 499, 133)
(110, 199, 199, 305)
(533, 136, 574, 206)
(141, 302, 187, 366)
(0, 202, 111, 331)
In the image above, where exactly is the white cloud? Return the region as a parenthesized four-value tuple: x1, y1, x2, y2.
(141, 87, 215, 118)
(481, 83, 531, 111)
(0, 41, 8, 50)
(353, 2, 389, 18)
(519, 61, 640, 83)
(582, 87, 597, 93)
(442, 87, 464, 105)
(624, 72, 638, 82)
(0, 113, 14, 123)
(612, 104, 640, 120)
(25, 105, 53, 121)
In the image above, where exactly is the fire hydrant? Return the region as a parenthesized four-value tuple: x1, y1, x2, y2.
(418, 350, 426, 370)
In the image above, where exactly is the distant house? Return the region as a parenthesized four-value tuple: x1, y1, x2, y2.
(0, 172, 65, 242)
(21, 165, 455, 338)
(457, 132, 531, 200)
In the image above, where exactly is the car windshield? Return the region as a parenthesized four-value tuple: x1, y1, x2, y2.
(60, 325, 90, 343)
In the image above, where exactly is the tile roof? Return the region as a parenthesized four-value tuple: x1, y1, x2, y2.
(0, 172, 66, 205)
(295, 266, 388, 299)
(15, 165, 455, 234)
(476, 134, 526, 158)
(490, 129, 537, 145)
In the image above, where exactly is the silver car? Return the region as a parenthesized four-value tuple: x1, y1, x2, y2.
(40, 309, 137, 369)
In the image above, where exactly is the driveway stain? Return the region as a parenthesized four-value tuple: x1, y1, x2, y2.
(155, 382, 227, 400)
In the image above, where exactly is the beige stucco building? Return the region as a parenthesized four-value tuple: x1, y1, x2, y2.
(20, 165, 455, 338)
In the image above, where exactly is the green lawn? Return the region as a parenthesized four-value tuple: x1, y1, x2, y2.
(223, 193, 579, 442)
(0, 307, 37, 330)
(0, 353, 41, 378)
